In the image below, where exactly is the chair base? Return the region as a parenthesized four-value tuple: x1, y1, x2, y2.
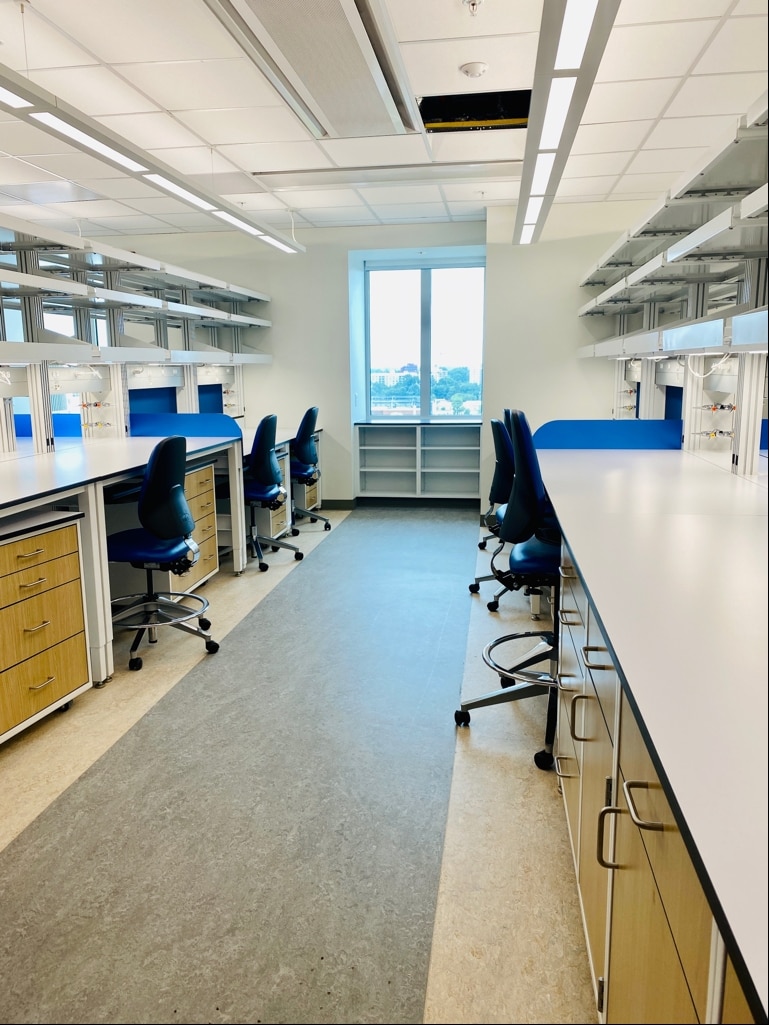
(293, 505, 331, 530)
(248, 528, 303, 571)
(111, 590, 218, 670)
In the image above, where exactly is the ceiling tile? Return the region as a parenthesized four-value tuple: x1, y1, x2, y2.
(571, 121, 655, 155)
(400, 34, 538, 96)
(94, 112, 205, 150)
(358, 184, 444, 205)
(296, 207, 381, 225)
(117, 59, 277, 110)
(29, 67, 159, 117)
(145, 146, 241, 176)
(556, 175, 620, 198)
(47, 198, 145, 218)
(319, 135, 431, 167)
(218, 193, 289, 212)
(610, 171, 682, 194)
(77, 177, 163, 200)
(175, 107, 308, 146)
(388, 0, 543, 40)
(625, 146, 709, 175)
(0, 121, 77, 157)
(583, 79, 680, 123)
(0, 181, 104, 203)
(666, 73, 768, 117)
(0, 1, 96, 70)
(428, 129, 527, 163)
(596, 20, 721, 81)
(644, 114, 740, 148)
(274, 188, 367, 208)
(615, 0, 732, 24)
(693, 16, 769, 74)
(218, 141, 334, 174)
(371, 202, 449, 221)
(5, 151, 125, 180)
(563, 152, 634, 178)
(441, 181, 521, 202)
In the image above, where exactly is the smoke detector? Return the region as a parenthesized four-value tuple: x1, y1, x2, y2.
(460, 61, 489, 78)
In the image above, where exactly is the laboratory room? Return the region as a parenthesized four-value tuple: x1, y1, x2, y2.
(0, 2, 766, 1024)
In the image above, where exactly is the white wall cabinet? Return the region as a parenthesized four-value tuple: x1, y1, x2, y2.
(356, 423, 480, 498)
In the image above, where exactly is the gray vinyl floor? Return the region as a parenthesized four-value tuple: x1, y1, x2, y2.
(0, 504, 595, 1025)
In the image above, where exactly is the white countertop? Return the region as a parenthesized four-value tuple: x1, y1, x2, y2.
(538, 448, 768, 1016)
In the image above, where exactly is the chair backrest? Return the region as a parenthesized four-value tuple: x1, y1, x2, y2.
(498, 410, 560, 546)
(488, 417, 515, 505)
(291, 406, 319, 466)
(138, 435, 196, 540)
(247, 414, 283, 486)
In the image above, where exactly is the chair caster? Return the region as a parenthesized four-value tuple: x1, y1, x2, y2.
(310, 516, 317, 522)
(487, 599, 499, 612)
(294, 551, 304, 560)
(271, 545, 280, 552)
(205, 640, 219, 654)
(58, 701, 72, 713)
(478, 539, 487, 550)
(454, 709, 471, 727)
(534, 749, 554, 771)
(258, 562, 269, 572)
(199, 617, 211, 631)
(324, 522, 331, 531)
(469, 582, 480, 593)
(129, 657, 143, 671)
(291, 527, 300, 536)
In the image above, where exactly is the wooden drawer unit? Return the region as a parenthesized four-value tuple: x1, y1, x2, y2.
(0, 519, 91, 744)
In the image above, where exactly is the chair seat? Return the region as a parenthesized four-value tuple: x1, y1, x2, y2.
(107, 528, 196, 570)
(244, 479, 286, 506)
(290, 459, 319, 483)
(508, 534, 560, 576)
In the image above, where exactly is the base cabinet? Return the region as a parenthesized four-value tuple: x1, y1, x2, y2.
(0, 518, 91, 744)
(557, 543, 758, 1024)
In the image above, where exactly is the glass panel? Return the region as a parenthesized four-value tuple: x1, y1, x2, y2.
(368, 269, 421, 418)
(430, 267, 484, 418)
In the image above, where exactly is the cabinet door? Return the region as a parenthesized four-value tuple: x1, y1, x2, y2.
(577, 676, 614, 994)
(606, 769, 699, 1024)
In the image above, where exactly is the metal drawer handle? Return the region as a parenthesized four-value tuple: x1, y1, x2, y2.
(29, 675, 55, 692)
(20, 577, 47, 589)
(569, 693, 590, 742)
(17, 547, 46, 559)
(557, 672, 580, 692)
(582, 645, 614, 671)
(596, 806, 620, 869)
(554, 754, 577, 779)
(558, 608, 582, 626)
(623, 780, 663, 831)
(23, 619, 51, 633)
(558, 566, 577, 579)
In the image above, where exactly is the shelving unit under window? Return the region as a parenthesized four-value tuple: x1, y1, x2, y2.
(356, 423, 480, 499)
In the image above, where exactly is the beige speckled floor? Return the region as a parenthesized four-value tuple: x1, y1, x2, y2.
(0, 509, 595, 1024)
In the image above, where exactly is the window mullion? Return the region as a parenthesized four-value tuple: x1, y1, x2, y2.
(420, 268, 431, 419)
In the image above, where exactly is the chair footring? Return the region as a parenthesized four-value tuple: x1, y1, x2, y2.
(481, 631, 556, 683)
(111, 591, 209, 632)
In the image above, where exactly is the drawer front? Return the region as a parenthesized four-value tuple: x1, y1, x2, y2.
(0, 552, 81, 611)
(186, 465, 215, 498)
(183, 536, 218, 588)
(301, 480, 319, 509)
(187, 489, 216, 523)
(193, 511, 217, 547)
(556, 687, 581, 863)
(1, 579, 85, 668)
(581, 615, 618, 742)
(618, 693, 712, 1020)
(0, 633, 89, 733)
(271, 501, 289, 535)
(0, 524, 78, 578)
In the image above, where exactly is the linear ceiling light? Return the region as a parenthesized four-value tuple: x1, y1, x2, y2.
(524, 196, 545, 224)
(212, 211, 264, 235)
(530, 152, 556, 195)
(259, 235, 300, 254)
(539, 77, 577, 150)
(29, 111, 148, 172)
(520, 224, 536, 245)
(143, 174, 217, 211)
(555, 0, 601, 70)
(0, 85, 32, 108)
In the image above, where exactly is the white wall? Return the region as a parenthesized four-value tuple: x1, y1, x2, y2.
(102, 221, 623, 506)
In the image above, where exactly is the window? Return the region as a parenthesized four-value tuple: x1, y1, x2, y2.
(364, 258, 484, 420)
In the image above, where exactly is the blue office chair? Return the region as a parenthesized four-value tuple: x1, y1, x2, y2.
(107, 435, 219, 672)
(242, 413, 303, 571)
(455, 409, 561, 770)
(289, 406, 331, 531)
(469, 415, 515, 601)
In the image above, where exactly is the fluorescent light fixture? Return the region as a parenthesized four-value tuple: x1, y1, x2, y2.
(524, 196, 544, 224)
(539, 77, 577, 149)
(0, 85, 33, 109)
(260, 235, 299, 254)
(555, 0, 601, 69)
(212, 210, 264, 236)
(143, 174, 217, 211)
(519, 224, 535, 245)
(531, 152, 556, 194)
(29, 112, 148, 172)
